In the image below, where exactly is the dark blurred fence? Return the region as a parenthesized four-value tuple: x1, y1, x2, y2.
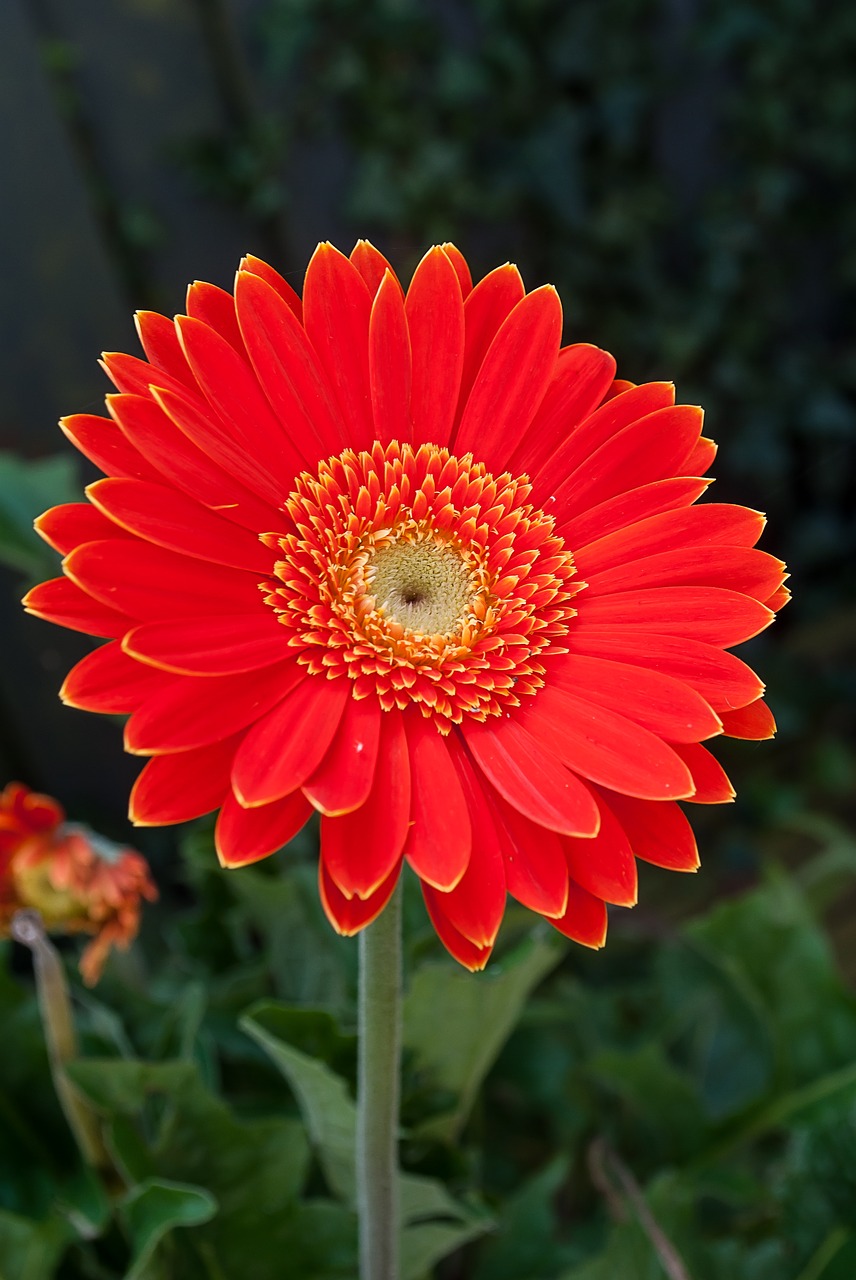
(0, 0, 854, 851)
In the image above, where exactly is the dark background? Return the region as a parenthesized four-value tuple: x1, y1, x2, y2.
(0, 0, 854, 919)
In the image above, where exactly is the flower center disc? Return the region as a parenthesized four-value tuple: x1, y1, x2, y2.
(367, 538, 473, 638)
(262, 440, 582, 728)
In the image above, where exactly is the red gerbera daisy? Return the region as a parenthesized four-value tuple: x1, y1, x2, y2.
(24, 242, 787, 969)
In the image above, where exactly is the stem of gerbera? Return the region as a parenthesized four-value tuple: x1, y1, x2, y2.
(357, 881, 402, 1280)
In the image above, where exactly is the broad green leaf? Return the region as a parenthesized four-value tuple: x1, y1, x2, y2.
(242, 1000, 491, 1277)
(65, 1060, 197, 1116)
(241, 1003, 357, 1203)
(0, 452, 78, 580)
(403, 933, 564, 1141)
(586, 1043, 708, 1163)
(402, 1217, 492, 1280)
(120, 1178, 217, 1280)
(687, 870, 856, 1086)
(472, 1156, 568, 1280)
(655, 934, 775, 1120)
(0, 1209, 71, 1280)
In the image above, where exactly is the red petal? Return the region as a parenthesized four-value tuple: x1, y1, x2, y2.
(321, 709, 410, 898)
(125, 662, 303, 754)
(64, 539, 262, 619)
(303, 695, 382, 815)
(130, 736, 240, 825)
(102, 350, 197, 399)
(573, 586, 775, 647)
(463, 715, 600, 836)
(605, 379, 636, 400)
(494, 797, 569, 918)
(234, 270, 347, 459)
(765, 585, 791, 613)
(87, 478, 273, 572)
(319, 854, 402, 934)
(512, 344, 617, 475)
(563, 791, 637, 906)
(719, 699, 776, 740)
(134, 311, 195, 388)
(303, 243, 374, 451)
(61, 641, 165, 712)
(439, 243, 473, 297)
(215, 789, 312, 867)
(517, 685, 695, 800)
(584, 546, 786, 603)
(186, 280, 245, 354)
(548, 654, 722, 743)
(107, 393, 282, 533)
(565, 628, 763, 712)
(454, 263, 525, 427)
(124, 614, 288, 676)
(35, 503, 129, 555)
(455, 286, 563, 469)
(680, 436, 717, 475)
(671, 742, 735, 803)
(429, 736, 507, 947)
(369, 270, 412, 445)
(550, 880, 608, 948)
(533, 381, 676, 488)
(573, 504, 767, 577)
(174, 318, 305, 486)
(240, 254, 303, 320)
(558, 477, 710, 548)
(403, 714, 471, 891)
(421, 889, 494, 970)
(405, 247, 465, 447)
(554, 405, 703, 514)
(60, 413, 161, 482)
(602, 790, 699, 871)
(23, 577, 130, 638)
(232, 676, 351, 806)
(152, 384, 287, 511)
(350, 240, 398, 297)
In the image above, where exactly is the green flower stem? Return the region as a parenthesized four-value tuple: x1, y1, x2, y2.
(357, 882, 402, 1280)
(11, 909, 112, 1177)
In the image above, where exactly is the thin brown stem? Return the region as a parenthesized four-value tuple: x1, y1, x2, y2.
(588, 1137, 693, 1280)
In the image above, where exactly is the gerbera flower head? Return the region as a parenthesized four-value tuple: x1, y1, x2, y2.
(0, 782, 157, 983)
(24, 241, 787, 969)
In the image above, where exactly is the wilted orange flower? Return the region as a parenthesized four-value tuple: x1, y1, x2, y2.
(0, 782, 157, 983)
(24, 243, 786, 968)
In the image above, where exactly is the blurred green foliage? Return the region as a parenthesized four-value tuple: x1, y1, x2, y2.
(2, 826, 856, 1278)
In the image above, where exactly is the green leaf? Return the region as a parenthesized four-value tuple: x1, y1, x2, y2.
(472, 1156, 568, 1280)
(241, 1002, 357, 1203)
(120, 1178, 217, 1280)
(586, 1043, 708, 1163)
(402, 1217, 492, 1280)
(242, 1002, 492, 1278)
(0, 452, 78, 580)
(403, 933, 564, 1141)
(0, 1209, 71, 1280)
(65, 1060, 197, 1116)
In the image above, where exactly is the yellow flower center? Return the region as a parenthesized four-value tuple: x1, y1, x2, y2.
(366, 536, 474, 639)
